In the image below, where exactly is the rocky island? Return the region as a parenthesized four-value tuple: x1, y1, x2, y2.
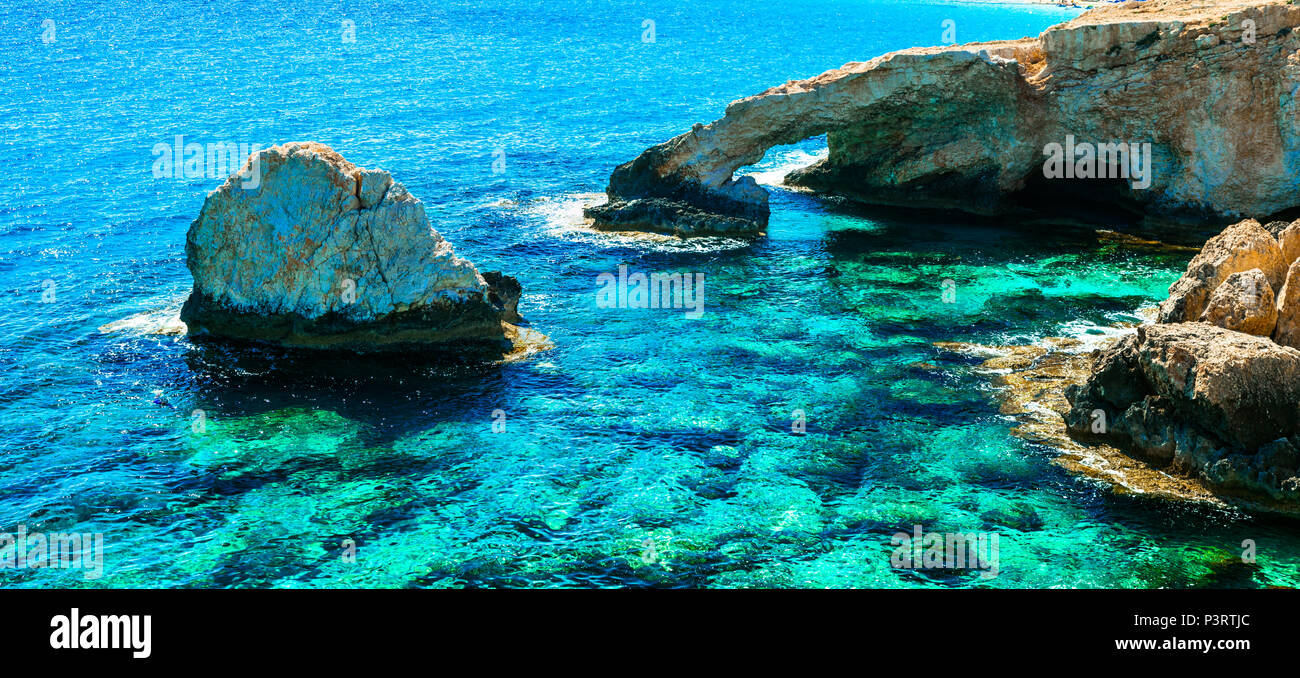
(588, 0, 1300, 236)
(181, 142, 527, 355)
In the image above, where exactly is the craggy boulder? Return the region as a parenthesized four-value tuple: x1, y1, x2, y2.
(1135, 324, 1300, 450)
(1274, 219, 1300, 266)
(1065, 323, 1300, 505)
(1156, 219, 1286, 322)
(1198, 268, 1277, 336)
(181, 142, 524, 353)
(1273, 259, 1300, 349)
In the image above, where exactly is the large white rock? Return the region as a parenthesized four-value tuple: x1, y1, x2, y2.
(181, 142, 522, 353)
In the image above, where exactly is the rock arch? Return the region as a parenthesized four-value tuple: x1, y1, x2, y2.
(586, 0, 1300, 236)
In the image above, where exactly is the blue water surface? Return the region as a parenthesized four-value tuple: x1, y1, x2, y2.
(2, 0, 1296, 588)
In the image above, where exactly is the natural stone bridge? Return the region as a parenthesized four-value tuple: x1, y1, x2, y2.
(586, 0, 1300, 236)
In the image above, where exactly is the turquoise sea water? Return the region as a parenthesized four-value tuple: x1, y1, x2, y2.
(4, 0, 1298, 588)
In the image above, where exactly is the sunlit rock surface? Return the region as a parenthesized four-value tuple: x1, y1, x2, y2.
(1065, 215, 1300, 510)
(1197, 268, 1277, 336)
(589, 0, 1300, 235)
(181, 142, 525, 354)
(1158, 219, 1286, 322)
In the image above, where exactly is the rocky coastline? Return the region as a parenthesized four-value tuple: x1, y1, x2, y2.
(580, 0, 1300, 515)
(587, 0, 1300, 236)
(1063, 218, 1300, 512)
(171, 4, 1300, 513)
(937, 333, 1229, 508)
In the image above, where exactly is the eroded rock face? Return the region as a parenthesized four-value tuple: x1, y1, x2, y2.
(1065, 323, 1300, 504)
(181, 142, 523, 353)
(1156, 219, 1285, 322)
(1198, 268, 1277, 336)
(590, 0, 1300, 235)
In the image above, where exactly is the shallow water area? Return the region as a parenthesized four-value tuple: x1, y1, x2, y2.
(2, 0, 1296, 588)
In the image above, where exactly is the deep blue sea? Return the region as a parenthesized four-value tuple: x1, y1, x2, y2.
(3, 0, 1297, 588)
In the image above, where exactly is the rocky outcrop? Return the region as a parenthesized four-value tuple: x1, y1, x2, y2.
(585, 196, 762, 237)
(1065, 323, 1300, 506)
(1198, 268, 1277, 335)
(1157, 219, 1287, 322)
(1065, 214, 1300, 509)
(1273, 260, 1300, 348)
(181, 142, 525, 354)
(588, 0, 1300, 235)
(941, 337, 1227, 506)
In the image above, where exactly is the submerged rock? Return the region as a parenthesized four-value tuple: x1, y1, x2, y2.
(181, 142, 525, 354)
(936, 338, 1225, 507)
(590, 0, 1300, 235)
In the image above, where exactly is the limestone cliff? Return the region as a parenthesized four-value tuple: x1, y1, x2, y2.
(181, 142, 524, 354)
(588, 0, 1300, 235)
